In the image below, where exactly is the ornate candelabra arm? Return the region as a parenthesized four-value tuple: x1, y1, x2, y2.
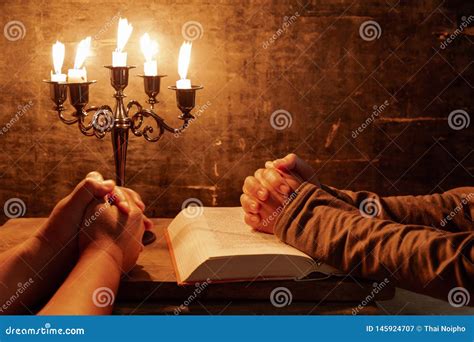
(76, 105, 113, 139)
(77, 106, 97, 136)
(57, 110, 79, 125)
(88, 105, 114, 139)
(129, 106, 165, 142)
(160, 115, 193, 134)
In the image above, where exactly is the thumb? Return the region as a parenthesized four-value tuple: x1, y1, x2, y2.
(274, 154, 319, 185)
(273, 153, 298, 172)
(67, 172, 115, 211)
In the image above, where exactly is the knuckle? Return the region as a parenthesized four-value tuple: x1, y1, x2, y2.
(86, 171, 102, 178)
(242, 178, 251, 193)
(244, 177, 257, 193)
(254, 168, 264, 178)
(243, 176, 252, 187)
(263, 168, 276, 180)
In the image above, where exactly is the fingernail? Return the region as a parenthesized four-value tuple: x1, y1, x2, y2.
(280, 185, 290, 194)
(257, 190, 266, 199)
(251, 216, 259, 222)
(251, 202, 258, 210)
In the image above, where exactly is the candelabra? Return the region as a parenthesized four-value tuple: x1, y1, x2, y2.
(44, 66, 202, 244)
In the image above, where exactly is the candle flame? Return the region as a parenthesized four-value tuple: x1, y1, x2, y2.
(116, 18, 133, 52)
(178, 41, 192, 80)
(74, 36, 91, 69)
(52, 41, 65, 74)
(140, 33, 158, 62)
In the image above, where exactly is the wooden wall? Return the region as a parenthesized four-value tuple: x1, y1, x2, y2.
(0, 0, 472, 220)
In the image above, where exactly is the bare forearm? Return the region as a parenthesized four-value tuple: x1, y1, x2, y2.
(0, 235, 75, 314)
(39, 244, 122, 315)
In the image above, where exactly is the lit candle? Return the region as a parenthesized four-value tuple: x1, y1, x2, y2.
(113, 18, 133, 67)
(140, 33, 158, 76)
(176, 41, 192, 89)
(68, 37, 91, 83)
(51, 41, 66, 82)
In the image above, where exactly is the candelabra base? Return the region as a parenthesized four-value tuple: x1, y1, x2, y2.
(142, 230, 157, 245)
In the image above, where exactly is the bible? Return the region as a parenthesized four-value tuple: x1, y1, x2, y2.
(166, 207, 342, 284)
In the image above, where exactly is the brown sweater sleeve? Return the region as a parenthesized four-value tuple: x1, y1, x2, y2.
(321, 184, 474, 232)
(275, 183, 474, 305)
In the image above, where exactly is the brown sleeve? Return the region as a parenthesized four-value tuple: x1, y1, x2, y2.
(321, 184, 474, 232)
(275, 183, 474, 305)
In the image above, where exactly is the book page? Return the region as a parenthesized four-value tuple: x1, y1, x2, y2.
(167, 207, 342, 283)
(166, 210, 210, 282)
(195, 207, 312, 259)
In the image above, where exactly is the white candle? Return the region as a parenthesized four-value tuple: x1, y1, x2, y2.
(67, 68, 87, 82)
(51, 71, 67, 82)
(68, 36, 91, 83)
(144, 60, 157, 76)
(113, 18, 133, 67)
(176, 79, 191, 89)
(176, 41, 192, 89)
(112, 51, 127, 67)
(51, 41, 66, 82)
(140, 33, 158, 76)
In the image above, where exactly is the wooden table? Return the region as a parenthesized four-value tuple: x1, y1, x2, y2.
(0, 218, 394, 315)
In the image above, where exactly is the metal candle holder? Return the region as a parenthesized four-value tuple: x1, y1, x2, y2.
(44, 66, 203, 244)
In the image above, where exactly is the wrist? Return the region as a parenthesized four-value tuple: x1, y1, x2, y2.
(80, 240, 124, 272)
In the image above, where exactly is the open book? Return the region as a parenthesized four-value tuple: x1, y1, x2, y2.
(166, 207, 342, 284)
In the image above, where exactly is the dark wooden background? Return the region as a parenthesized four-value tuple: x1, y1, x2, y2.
(0, 0, 472, 220)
